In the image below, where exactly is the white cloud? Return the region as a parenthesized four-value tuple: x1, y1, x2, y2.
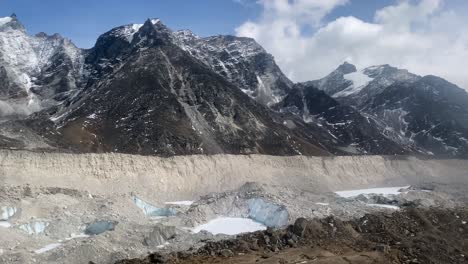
(236, 0, 468, 90)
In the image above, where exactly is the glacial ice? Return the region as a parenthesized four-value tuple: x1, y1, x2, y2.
(84, 220, 116, 235)
(19, 222, 48, 235)
(247, 198, 289, 228)
(0, 206, 17, 221)
(132, 196, 176, 217)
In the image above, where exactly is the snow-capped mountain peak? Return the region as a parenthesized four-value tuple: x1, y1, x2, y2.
(0, 16, 13, 27)
(150, 18, 161, 25)
(0, 15, 84, 118)
(110, 24, 144, 43)
(0, 14, 24, 31)
(334, 61, 357, 75)
(311, 62, 420, 100)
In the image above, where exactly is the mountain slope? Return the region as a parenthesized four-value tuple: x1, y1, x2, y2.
(310, 62, 468, 157)
(172, 33, 408, 155)
(277, 83, 409, 154)
(363, 75, 468, 157)
(24, 19, 329, 156)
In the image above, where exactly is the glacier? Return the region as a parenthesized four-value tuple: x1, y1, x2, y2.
(0, 206, 17, 221)
(132, 196, 176, 217)
(19, 221, 49, 235)
(84, 220, 116, 235)
(247, 198, 289, 228)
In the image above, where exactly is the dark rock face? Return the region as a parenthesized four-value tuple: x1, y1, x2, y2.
(174, 31, 293, 106)
(30, 33, 85, 102)
(278, 83, 409, 155)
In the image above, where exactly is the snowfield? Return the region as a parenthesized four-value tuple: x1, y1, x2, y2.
(335, 186, 410, 198)
(34, 243, 62, 254)
(366, 204, 400, 210)
(0, 221, 11, 228)
(164, 201, 194, 206)
(334, 70, 374, 97)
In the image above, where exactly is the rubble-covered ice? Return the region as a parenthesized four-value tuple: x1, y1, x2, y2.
(192, 217, 266, 235)
(133, 196, 176, 217)
(19, 222, 48, 235)
(247, 198, 289, 228)
(1, 206, 17, 221)
(144, 224, 178, 247)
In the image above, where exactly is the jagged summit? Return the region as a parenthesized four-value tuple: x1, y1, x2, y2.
(0, 14, 24, 31)
(135, 17, 172, 42)
(335, 61, 357, 75)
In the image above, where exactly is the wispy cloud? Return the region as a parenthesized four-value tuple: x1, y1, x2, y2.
(236, 0, 468, 89)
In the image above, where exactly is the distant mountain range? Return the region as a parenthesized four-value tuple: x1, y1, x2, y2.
(0, 14, 467, 157)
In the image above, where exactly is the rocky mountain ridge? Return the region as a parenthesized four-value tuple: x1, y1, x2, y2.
(0, 15, 466, 157)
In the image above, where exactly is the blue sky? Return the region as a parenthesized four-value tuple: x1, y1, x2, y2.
(0, 0, 259, 48)
(1, 0, 397, 48)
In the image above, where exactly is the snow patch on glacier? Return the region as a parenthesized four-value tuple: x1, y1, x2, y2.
(34, 243, 62, 254)
(192, 217, 266, 235)
(0, 221, 11, 228)
(335, 186, 410, 198)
